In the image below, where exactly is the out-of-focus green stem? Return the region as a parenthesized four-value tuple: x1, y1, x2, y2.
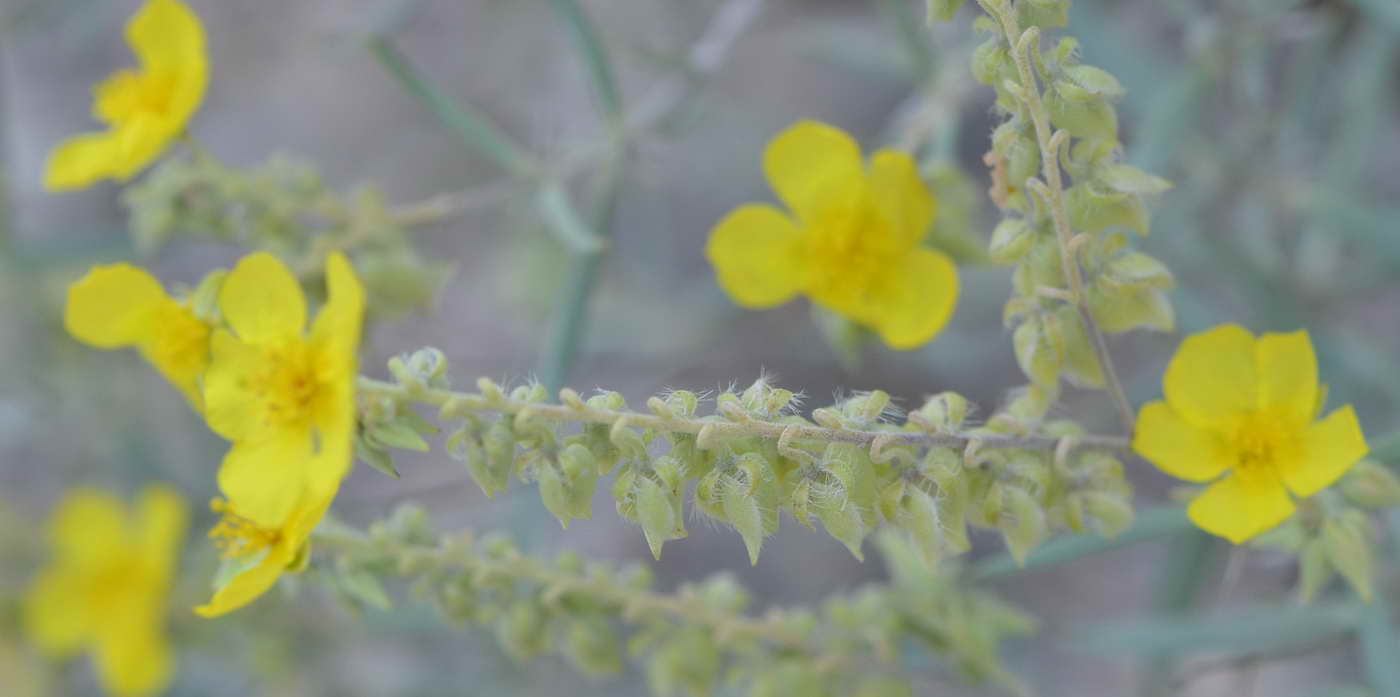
(369, 36, 534, 176)
(538, 160, 623, 393)
(548, 0, 623, 120)
(973, 507, 1191, 581)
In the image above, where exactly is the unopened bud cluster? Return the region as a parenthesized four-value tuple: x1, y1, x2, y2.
(125, 153, 452, 317)
(359, 355, 1136, 575)
(957, 0, 1175, 422)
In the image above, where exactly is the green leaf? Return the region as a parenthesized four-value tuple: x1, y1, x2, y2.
(369, 421, 431, 453)
(356, 440, 400, 479)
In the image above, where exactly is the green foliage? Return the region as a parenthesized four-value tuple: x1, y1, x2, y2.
(123, 153, 454, 318)
(358, 355, 1136, 576)
(314, 505, 1035, 697)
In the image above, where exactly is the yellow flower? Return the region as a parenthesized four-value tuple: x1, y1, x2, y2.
(203, 251, 364, 529)
(1134, 325, 1368, 543)
(705, 120, 959, 349)
(195, 491, 334, 617)
(65, 263, 213, 409)
(24, 486, 188, 697)
(44, 0, 207, 191)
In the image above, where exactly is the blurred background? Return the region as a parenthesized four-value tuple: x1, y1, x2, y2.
(1, 0, 1398, 695)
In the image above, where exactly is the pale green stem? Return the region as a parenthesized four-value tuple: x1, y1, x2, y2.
(977, 0, 1136, 435)
(358, 377, 1130, 453)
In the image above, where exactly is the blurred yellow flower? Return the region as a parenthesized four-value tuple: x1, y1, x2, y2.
(44, 0, 207, 191)
(705, 120, 958, 349)
(203, 251, 364, 529)
(1134, 325, 1368, 543)
(24, 486, 187, 697)
(65, 263, 213, 409)
(195, 492, 334, 617)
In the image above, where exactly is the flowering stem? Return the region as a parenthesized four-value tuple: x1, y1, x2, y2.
(978, 0, 1136, 436)
(312, 527, 841, 659)
(357, 377, 1130, 453)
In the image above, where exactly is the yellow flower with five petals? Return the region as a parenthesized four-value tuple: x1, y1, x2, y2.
(65, 263, 214, 409)
(45, 0, 207, 191)
(202, 251, 364, 530)
(195, 491, 335, 617)
(1133, 325, 1368, 543)
(24, 486, 187, 697)
(706, 120, 959, 349)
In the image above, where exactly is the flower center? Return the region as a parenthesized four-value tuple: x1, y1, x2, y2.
(1230, 414, 1294, 475)
(803, 191, 902, 299)
(208, 499, 281, 560)
(247, 340, 328, 430)
(93, 69, 177, 125)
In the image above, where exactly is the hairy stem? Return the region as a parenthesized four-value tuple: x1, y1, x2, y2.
(358, 377, 1130, 452)
(313, 527, 840, 659)
(979, 0, 1136, 435)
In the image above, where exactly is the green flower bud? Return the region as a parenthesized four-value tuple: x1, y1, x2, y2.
(1080, 491, 1134, 538)
(911, 392, 971, 433)
(1000, 485, 1047, 564)
(496, 602, 549, 662)
(636, 475, 681, 560)
(1018, 0, 1069, 28)
(900, 487, 944, 568)
(989, 218, 1036, 264)
(1053, 305, 1105, 388)
(1063, 65, 1124, 100)
(1045, 90, 1118, 141)
(564, 617, 623, 677)
(1322, 511, 1373, 601)
(1099, 252, 1174, 292)
(1339, 460, 1400, 509)
(1087, 284, 1175, 334)
(927, 0, 966, 22)
(1297, 538, 1333, 604)
(1013, 318, 1062, 388)
(816, 493, 868, 561)
(724, 477, 767, 565)
(1066, 183, 1147, 237)
(972, 38, 1011, 86)
(1097, 163, 1172, 196)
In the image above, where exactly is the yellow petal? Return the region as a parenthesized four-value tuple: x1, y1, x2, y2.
(135, 485, 187, 584)
(309, 252, 366, 360)
(705, 204, 805, 308)
(867, 248, 959, 349)
(195, 492, 334, 618)
(64, 264, 166, 348)
(220, 252, 307, 343)
(1163, 324, 1257, 430)
(201, 329, 264, 440)
(109, 116, 176, 181)
(126, 0, 207, 121)
(48, 489, 130, 569)
(94, 621, 172, 697)
(762, 120, 864, 223)
(136, 304, 210, 409)
(194, 553, 284, 618)
(217, 430, 313, 528)
(1132, 401, 1233, 483)
(1255, 330, 1318, 429)
(23, 570, 90, 656)
(867, 149, 936, 250)
(1280, 405, 1368, 498)
(309, 384, 355, 495)
(44, 131, 127, 190)
(1187, 470, 1294, 544)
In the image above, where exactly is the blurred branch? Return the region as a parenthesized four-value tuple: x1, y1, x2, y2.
(973, 507, 1191, 581)
(873, 0, 933, 83)
(549, 0, 623, 120)
(368, 36, 535, 176)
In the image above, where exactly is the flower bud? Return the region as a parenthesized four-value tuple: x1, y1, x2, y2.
(1339, 459, 1400, 509)
(989, 218, 1036, 264)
